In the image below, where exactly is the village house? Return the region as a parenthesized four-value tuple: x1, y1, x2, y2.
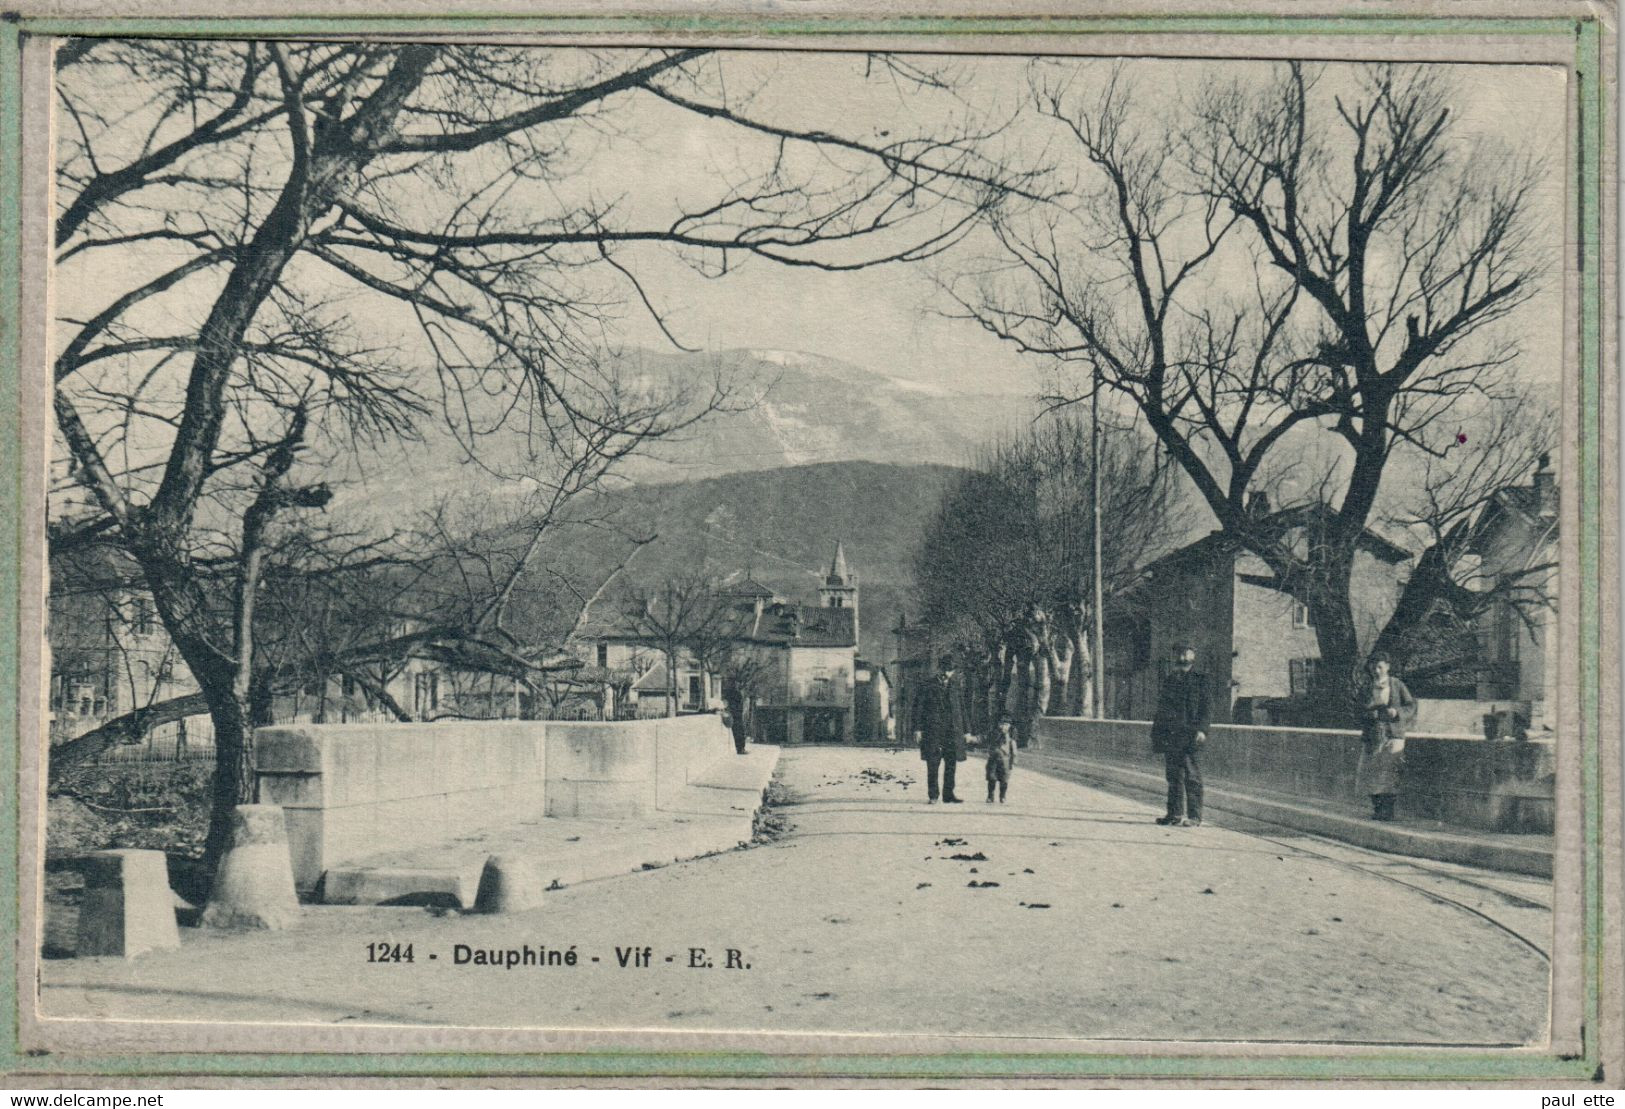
(1463, 453, 1560, 735)
(576, 543, 892, 743)
(576, 627, 707, 719)
(46, 455, 205, 749)
(1106, 509, 1412, 725)
(1104, 456, 1561, 738)
(275, 623, 559, 725)
(742, 556, 860, 743)
(47, 543, 200, 745)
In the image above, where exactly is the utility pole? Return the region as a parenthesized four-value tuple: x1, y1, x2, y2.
(1091, 362, 1106, 719)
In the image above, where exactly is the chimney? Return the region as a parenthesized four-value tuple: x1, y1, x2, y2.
(1533, 452, 1555, 517)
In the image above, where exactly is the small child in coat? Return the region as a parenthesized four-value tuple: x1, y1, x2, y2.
(985, 717, 1017, 803)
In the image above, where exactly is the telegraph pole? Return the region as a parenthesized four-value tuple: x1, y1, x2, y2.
(1091, 362, 1106, 719)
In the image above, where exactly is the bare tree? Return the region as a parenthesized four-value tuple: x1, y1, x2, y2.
(622, 573, 732, 718)
(1374, 392, 1557, 682)
(52, 42, 1020, 868)
(948, 60, 1553, 718)
(914, 416, 1183, 744)
(51, 475, 668, 770)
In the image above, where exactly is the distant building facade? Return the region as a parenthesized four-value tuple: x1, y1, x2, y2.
(575, 543, 890, 743)
(48, 544, 199, 743)
(1465, 453, 1559, 734)
(1108, 515, 1412, 725)
(47, 455, 203, 746)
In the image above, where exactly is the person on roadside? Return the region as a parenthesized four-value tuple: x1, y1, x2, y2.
(1356, 651, 1416, 822)
(917, 655, 971, 803)
(723, 680, 749, 755)
(985, 715, 1017, 804)
(1150, 643, 1211, 827)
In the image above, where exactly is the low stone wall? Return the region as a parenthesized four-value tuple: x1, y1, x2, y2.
(1035, 717, 1555, 834)
(544, 715, 729, 818)
(256, 715, 735, 891)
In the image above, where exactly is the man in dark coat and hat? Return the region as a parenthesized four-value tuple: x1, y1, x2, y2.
(916, 656, 970, 803)
(1151, 643, 1211, 826)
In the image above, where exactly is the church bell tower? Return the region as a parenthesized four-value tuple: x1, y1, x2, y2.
(820, 541, 859, 647)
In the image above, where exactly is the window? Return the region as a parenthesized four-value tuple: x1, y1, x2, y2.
(596, 642, 609, 668)
(132, 597, 155, 637)
(1289, 657, 1319, 697)
(687, 674, 704, 709)
(810, 676, 833, 703)
(1291, 601, 1313, 629)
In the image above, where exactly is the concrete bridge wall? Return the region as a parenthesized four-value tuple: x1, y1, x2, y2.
(255, 715, 734, 891)
(1035, 717, 1554, 835)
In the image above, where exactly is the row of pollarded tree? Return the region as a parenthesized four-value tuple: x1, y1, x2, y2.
(914, 416, 1186, 747)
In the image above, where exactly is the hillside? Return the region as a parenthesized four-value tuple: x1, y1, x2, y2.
(323, 348, 1032, 530)
(536, 459, 966, 660)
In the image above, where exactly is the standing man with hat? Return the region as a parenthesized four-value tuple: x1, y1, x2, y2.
(917, 655, 971, 803)
(1151, 643, 1211, 827)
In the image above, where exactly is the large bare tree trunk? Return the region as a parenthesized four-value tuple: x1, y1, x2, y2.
(1032, 650, 1053, 717)
(1305, 551, 1362, 721)
(1045, 633, 1074, 720)
(995, 644, 1016, 724)
(664, 647, 679, 718)
(1071, 629, 1094, 720)
(156, 623, 254, 872)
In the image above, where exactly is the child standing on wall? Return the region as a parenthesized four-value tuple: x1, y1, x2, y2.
(985, 717, 1017, 803)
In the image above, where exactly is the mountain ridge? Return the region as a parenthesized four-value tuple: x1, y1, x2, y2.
(325, 347, 1032, 528)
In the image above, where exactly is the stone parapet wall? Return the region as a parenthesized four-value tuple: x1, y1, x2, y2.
(256, 715, 734, 891)
(1035, 718, 1554, 834)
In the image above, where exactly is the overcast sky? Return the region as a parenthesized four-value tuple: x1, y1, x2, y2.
(54, 48, 1571, 504)
(596, 54, 1569, 399)
(58, 51, 1570, 402)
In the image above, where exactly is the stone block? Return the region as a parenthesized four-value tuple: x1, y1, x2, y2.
(546, 722, 658, 781)
(321, 866, 471, 907)
(75, 849, 179, 958)
(201, 805, 302, 930)
(253, 726, 325, 775)
(275, 807, 326, 894)
(473, 855, 546, 914)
